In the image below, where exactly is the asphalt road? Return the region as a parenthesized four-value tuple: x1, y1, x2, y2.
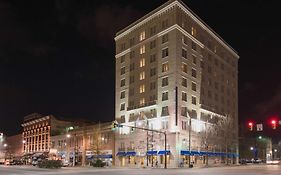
(0, 164, 280, 175)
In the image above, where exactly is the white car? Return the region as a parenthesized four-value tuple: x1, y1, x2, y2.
(266, 160, 280, 165)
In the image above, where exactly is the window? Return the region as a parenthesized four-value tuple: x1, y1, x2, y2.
(182, 35, 188, 45)
(150, 40, 156, 49)
(130, 37, 135, 47)
(192, 82, 196, 91)
(161, 120, 169, 129)
(120, 79, 125, 87)
(162, 19, 168, 29)
(140, 98, 145, 105)
(140, 58, 145, 67)
(162, 62, 169, 72)
(181, 107, 187, 117)
(208, 66, 212, 73)
(140, 71, 145, 80)
(150, 81, 156, 90)
(140, 31, 145, 41)
(192, 96, 197, 105)
(120, 43, 126, 51)
(191, 41, 197, 51)
(129, 76, 134, 84)
(139, 84, 145, 93)
(181, 63, 187, 73)
(182, 92, 187, 101)
(162, 34, 168, 44)
(150, 67, 156, 77)
(130, 63, 134, 71)
(130, 51, 135, 60)
(140, 45, 145, 54)
(129, 88, 134, 96)
(182, 121, 188, 130)
(150, 95, 156, 101)
(120, 91, 125, 99)
(162, 77, 169, 87)
(161, 106, 169, 116)
(150, 26, 156, 36)
(150, 54, 156, 63)
(182, 48, 187, 59)
(191, 69, 197, 78)
(162, 48, 169, 58)
(120, 103, 125, 111)
(192, 55, 197, 64)
(182, 77, 187, 87)
(191, 26, 197, 37)
(120, 56, 125, 63)
(162, 91, 168, 101)
(120, 67, 125, 75)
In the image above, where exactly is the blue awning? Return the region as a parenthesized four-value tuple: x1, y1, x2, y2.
(126, 151, 136, 156)
(181, 150, 191, 155)
(116, 152, 126, 156)
(93, 154, 113, 159)
(147, 151, 158, 155)
(158, 150, 170, 155)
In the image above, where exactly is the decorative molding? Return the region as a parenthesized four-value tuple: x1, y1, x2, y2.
(115, 0, 239, 58)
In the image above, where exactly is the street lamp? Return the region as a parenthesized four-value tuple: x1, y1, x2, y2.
(66, 134, 71, 138)
(250, 147, 254, 151)
(22, 140, 26, 144)
(258, 136, 262, 140)
(3, 143, 7, 147)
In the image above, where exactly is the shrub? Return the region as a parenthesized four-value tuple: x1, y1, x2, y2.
(92, 159, 106, 167)
(38, 160, 62, 169)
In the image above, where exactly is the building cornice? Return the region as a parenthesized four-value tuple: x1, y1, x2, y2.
(115, 0, 239, 58)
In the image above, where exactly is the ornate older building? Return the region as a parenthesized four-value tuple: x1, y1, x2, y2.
(115, 0, 239, 168)
(21, 113, 74, 155)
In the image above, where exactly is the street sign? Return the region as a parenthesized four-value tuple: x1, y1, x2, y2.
(256, 124, 263, 131)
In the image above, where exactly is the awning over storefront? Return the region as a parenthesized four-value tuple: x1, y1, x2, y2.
(147, 151, 158, 155)
(180, 150, 239, 157)
(126, 151, 136, 156)
(116, 152, 126, 156)
(93, 154, 113, 159)
(158, 150, 170, 155)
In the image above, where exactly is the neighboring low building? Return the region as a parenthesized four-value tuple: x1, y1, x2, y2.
(5, 134, 23, 160)
(50, 122, 114, 166)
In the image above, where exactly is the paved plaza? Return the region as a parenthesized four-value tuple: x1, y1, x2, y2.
(0, 164, 280, 175)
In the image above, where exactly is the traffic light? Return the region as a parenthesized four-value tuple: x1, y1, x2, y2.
(111, 121, 118, 131)
(271, 120, 277, 129)
(248, 122, 253, 131)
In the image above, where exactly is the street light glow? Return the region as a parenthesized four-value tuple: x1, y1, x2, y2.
(66, 134, 71, 138)
(3, 143, 7, 147)
(250, 147, 254, 151)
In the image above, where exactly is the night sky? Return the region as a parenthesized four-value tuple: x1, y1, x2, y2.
(1, 0, 281, 136)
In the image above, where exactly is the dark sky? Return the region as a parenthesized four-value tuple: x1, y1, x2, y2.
(1, 0, 281, 136)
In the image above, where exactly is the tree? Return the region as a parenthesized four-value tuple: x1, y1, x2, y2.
(91, 122, 102, 161)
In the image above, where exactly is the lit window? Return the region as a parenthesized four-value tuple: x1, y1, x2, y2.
(140, 58, 145, 67)
(140, 45, 145, 54)
(191, 26, 197, 37)
(140, 98, 145, 105)
(162, 91, 168, 101)
(140, 71, 145, 80)
(162, 62, 169, 72)
(140, 31, 146, 41)
(181, 63, 187, 73)
(139, 84, 145, 93)
(162, 48, 169, 58)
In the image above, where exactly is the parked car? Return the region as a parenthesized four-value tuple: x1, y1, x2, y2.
(61, 160, 70, 167)
(266, 159, 281, 165)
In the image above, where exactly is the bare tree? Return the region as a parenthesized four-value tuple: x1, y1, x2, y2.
(91, 123, 102, 161)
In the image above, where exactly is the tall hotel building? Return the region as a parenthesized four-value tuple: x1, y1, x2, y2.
(115, 0, 239, 167)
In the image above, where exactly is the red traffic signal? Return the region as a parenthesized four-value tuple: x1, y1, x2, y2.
(271, 120, 277, 129)
(248, 122, 253, 131)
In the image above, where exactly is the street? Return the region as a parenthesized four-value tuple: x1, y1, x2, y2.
(0, 165, 280, 175)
